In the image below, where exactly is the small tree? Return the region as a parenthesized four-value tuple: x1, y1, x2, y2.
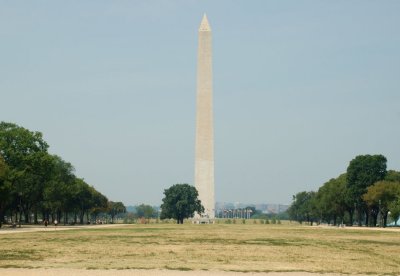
(363, 181, 400, 227)
(107, 201, 126, 223)
(160, 184, 204, 224)
(288, 191, 318, 225)
(135, 204, 157, 219)
(346, 154, 387, 226)
(0, 156, 11, 228)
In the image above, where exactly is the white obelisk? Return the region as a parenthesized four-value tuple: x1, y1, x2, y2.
(195, 14, 214, 219)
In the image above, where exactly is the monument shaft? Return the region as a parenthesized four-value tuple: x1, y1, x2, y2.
(195, 15, 214, 219)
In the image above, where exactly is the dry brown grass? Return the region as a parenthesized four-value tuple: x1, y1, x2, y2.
(0, 223, 399, 274)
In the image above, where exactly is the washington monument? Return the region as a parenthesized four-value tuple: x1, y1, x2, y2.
(195, 14, 215, 219)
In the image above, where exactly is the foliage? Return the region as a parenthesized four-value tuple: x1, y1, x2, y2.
(288, 191, 318, 224)
(316, 174, 349, 225)
(107, 201, 126, 223)
(385, 170, 400, 182)
(363, 181, 400, 227)
(388, 198, 400, 226)
(288, 154, 400, 228)
(135, 204, 158, 218)
(160, 183, 204, 224)
(346, 154, 387, 225)
(0, 121, 114, 226)
(0, 156, 12, 227)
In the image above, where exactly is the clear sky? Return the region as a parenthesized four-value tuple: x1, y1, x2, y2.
(1, 1, 399, 206)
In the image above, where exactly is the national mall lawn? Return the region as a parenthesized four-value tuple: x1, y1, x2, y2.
(1, 222, 399, 275)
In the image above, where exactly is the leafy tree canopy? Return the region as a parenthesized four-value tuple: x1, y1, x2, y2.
(0, 122, 48, 169)
(160, 183, 204, 224)
(0, 122, 113, 226)
(346, 154, 387, 204)
(135, 204, 157, 218)
(316, 173, 349, 224)
(107, 201, 126, 223)
(0, 156, 12, 227)
(288, 191, 317, 224)
(385, 170, 400, 182)
(363, 181, 400, 227)
(363, 181, 400, 212)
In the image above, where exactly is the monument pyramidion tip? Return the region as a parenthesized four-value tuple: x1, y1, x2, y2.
(199, 14, 211, 32)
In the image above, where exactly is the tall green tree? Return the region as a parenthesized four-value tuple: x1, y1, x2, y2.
(107, 201, 126, 223)
(363, 181, 400, 227)
(346, 154, 387, 226)
(316, 174, 349, 225)
(0, 122, 49, 223)
(160, 184, 204, 224)
(288, 191, 318, 225)
(0, 156, 12, 227)
(135, 204, 157, 219)
(90, 190, 108, 222)
(43, 155, 76, 223)
(0, 122, 114, 226)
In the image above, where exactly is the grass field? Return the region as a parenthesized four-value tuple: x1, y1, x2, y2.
(1, 223, 399, 274)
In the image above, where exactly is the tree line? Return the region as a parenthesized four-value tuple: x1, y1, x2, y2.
(288, 154, 400, 227)
(0, 122, 126, 227)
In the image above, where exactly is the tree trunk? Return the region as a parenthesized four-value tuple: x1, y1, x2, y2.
(57, 210, 62, 223)
(0, 209, 3, 228)
(383, 212, 388, 228)
(348, 209, 353, 226)
(372, 214, 377, 227)
(34, 211, 38, 224)
(365, 210, 369, 227)
(25, 213, 28, 223)
(79, 211, 84, 224)
(19, 210, 22, 226)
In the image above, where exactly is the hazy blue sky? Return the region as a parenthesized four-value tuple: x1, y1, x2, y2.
(1, 1, 399, 206)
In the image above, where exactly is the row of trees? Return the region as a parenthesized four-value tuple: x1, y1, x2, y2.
(0, 122, 126, 227)
(288, 155, 400, 227)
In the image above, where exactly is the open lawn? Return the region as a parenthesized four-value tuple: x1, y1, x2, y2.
(0, 223, 399, 275)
